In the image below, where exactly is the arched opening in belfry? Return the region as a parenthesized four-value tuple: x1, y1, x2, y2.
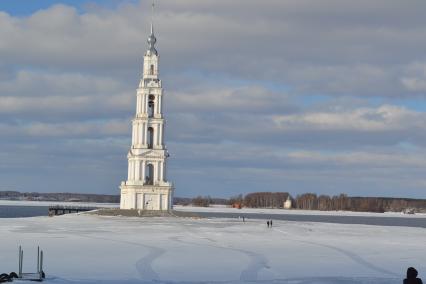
(150, 64, 154, 75)
(145, 163, 154, 185)
(148, 95, 155, 118)
(147, 127, 154, 149)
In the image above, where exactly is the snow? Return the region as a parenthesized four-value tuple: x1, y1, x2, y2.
(0, 213, 424, 284)
(174, 205, 426, 218)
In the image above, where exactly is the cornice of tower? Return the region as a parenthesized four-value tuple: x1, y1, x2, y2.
(128, 148, 167, 158)
(133, 117, 164, 122)
(137, 83, 162, 93)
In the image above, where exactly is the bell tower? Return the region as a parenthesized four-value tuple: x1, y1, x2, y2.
(120, 3, 174, 210)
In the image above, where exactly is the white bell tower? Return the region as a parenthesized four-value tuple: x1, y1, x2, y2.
(120, 4, 174, 210)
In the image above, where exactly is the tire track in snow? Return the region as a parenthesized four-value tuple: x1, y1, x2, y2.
(274, 228, 398, 277)
(74, 234, 164, 281)
(301, 240, 398, 277)
(170, 226, 269, 281)
(134, 246, 163, 280)
(237, 249, 269, 281)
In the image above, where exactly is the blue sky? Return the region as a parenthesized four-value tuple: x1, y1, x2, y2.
(0, 0, 137, 15)
(1, 0, 426, 198)
(1, 0, 87, 15)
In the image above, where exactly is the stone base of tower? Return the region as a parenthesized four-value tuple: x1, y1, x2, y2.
(120, 182, 173, 210)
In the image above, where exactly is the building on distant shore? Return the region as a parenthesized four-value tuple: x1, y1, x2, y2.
(119, 6, 173, 210)
(284, 196, 292, 209)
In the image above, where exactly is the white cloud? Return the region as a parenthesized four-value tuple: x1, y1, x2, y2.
(1, 1, 426, 197)
(272, 105, 425, 131)
(0, 70, 125, 97)
(0, 94, 132, 114)
(401, 62, 426, 92)
(287, 150, 426, 168)
(0, 1, 425, 98)
(168, 85, 294, 113)
(0, 119, 129, 138)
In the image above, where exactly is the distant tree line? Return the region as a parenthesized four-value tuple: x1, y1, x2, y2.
(186, 196, 229, 207)
(4, 190, 425, 213)
(173, 197, 192, 206)
(0, 191, 120, 203)
(175, 191, 426, 213)
(173, 196, 229, 207)
(243, 192, 290, 208)
(293, 193, 426, 213)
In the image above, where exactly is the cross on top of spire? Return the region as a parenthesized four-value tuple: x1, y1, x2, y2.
(147, 0, 158, 56)
(152, 0, 155, 20)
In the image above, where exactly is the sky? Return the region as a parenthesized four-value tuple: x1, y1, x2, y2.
(0, 0, 426, 199)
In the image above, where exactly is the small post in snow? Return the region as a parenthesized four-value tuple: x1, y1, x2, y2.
(40, 250, 44, 278)
(18, 246, 23, 278)
(18, 246, 21, 277)
(37, 246, 40, 273)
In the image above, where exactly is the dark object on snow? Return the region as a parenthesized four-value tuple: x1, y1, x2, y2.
(404, 267, 423, 284)
(270, 220, 273, 227)
(267, 220, 270, 227)
(0, 272, 18, 282)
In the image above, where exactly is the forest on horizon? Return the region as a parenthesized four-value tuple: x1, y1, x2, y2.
(1, 190, 425, 213)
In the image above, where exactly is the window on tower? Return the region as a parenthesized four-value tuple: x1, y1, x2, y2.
(148, 95, 155, 118)
(147, 127, 154, 149)
(145, 164, 154, 185)
(150, 64, 154, 75)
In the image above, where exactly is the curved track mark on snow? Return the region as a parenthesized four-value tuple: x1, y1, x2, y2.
(237, 248, 269, 281)
(170, 230, 269, 281)
(274, 228, 398, 277)
(302, 240, 398, 277)
(135, 246, 163, 280)
(75, 234, 165, 281)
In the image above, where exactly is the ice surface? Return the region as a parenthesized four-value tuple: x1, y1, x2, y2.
(0, 213, 424, 284)
(174, 205, 426, 218)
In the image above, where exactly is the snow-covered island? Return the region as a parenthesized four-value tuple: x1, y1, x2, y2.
(0, 211, 424, 284)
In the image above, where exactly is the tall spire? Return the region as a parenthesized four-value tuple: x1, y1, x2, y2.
(120, 0, 173, 211)
(151, 0, 154, 27)
(147, 0, 157, 56)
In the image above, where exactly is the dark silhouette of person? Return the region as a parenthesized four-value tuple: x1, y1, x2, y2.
(404, 267, 423, 284)
(267, 220, 270, 228)
(270, 220, 273, 227)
